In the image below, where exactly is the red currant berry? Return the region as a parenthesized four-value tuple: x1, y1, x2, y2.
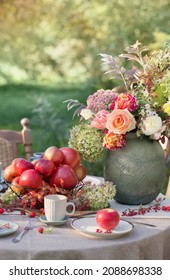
(162, 206, 168, 211)
(0, 208, 4, 214)
(29, 211, 36, 218)
(38, 227, 44, 234)
(40, 208, 45, 215)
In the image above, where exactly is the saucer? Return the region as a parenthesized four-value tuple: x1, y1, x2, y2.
(39, 215, 69, 226)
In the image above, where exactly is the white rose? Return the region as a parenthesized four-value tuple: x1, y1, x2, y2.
(150, 124, 166, 140)
(80, 108, 93, 120)
(140, 115, 162, 136)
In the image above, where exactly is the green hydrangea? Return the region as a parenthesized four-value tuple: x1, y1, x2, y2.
(69, 123, 104, 162)
(0, 189, 17, 206)
(82, 181, 116, 210)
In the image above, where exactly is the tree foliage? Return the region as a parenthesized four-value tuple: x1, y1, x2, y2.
(0, 0, 169, 85)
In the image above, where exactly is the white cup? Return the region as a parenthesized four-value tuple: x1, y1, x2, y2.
(44, 194, 75, 221)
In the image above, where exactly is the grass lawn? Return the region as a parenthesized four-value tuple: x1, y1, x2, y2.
(0, 83, 104, 176)
(0, 83, 88, 129)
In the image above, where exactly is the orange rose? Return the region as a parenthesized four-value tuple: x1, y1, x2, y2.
(106, 109, 136, 134)
(103, 132, 126, 150)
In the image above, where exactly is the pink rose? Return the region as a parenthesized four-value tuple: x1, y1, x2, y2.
(106, 109, 136, 134)
(91, 110, 109, 129)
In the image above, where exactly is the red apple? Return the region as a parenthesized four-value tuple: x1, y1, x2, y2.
(11, 175, 20, 186)
(96, 208, 120, 230)
(43, 146, 64, 165)
(3, 164, 19, 182)
(75, 164, 87, 181)
(13, 158, 34, 175)
(34, 158, 56, 178)
(19, 169, 42, 189)
(12, 158, 24, 165)
(59, 147, 81, 169)
(31, 159, 40, 166)
(49, 164, 78, 189)
(11, 176, 25, 195)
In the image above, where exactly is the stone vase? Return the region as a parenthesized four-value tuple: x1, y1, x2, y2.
(104, 133, 167, 205)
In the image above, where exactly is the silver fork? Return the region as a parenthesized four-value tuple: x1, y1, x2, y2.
(12, 219, 35, 243)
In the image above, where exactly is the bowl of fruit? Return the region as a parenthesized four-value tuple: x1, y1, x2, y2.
(3, 146, 87, 209)
(1, 145, 117, 212)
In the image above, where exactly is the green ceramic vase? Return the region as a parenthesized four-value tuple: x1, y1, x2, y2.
(104, 133, 167, 205)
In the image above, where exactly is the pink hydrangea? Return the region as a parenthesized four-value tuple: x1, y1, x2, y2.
(91, 110, 109, 129)
(87, 89, 117, 113)
(110, 93, 138, 112)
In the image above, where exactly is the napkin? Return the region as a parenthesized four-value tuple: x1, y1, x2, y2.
(109, 193, 170, 219)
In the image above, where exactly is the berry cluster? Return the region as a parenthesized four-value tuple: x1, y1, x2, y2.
(122, 198, 170, 216)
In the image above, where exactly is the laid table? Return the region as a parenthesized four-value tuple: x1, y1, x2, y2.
(0, 177, 170, 260)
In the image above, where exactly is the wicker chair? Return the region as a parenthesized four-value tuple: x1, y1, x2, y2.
(0, 118, 32, 169)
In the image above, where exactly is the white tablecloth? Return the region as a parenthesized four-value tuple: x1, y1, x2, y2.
(0, 195, 170, 260)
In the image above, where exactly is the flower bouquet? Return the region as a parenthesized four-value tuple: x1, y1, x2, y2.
(64, 41, 170, 205)
(65, 41, 170, 162)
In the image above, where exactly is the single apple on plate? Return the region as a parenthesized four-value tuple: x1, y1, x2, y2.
(96, 208, 120, 231)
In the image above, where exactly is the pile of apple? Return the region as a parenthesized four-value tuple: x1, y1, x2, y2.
(3, 146, 87, 209)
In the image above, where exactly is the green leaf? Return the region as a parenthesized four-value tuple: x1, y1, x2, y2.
(63, 99, 83, 111)
(153, 84, 169, 106)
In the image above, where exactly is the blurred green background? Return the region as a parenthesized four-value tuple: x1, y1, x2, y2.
(0, 0, 170, 176)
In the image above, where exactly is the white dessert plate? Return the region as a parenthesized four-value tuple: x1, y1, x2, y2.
(71, 216, 134, 239)
(0, 220, 19, 237)
(83, 175, 104, 185)
(39, 215, 69, 226)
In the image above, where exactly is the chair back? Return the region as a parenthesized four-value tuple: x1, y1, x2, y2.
(0, 118, 32, 169)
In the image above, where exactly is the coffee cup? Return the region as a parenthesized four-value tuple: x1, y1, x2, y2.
(44, 194, 75, 221)
(33, 152, 43, 159)
(29, 152, 43, 162)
